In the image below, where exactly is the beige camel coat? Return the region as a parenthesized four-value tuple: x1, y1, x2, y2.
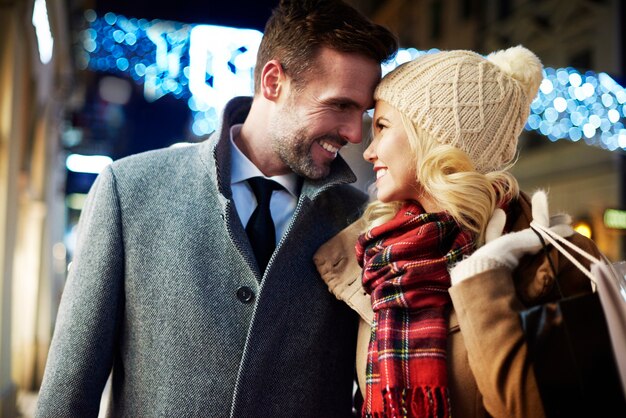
(314, 193, 600, 418)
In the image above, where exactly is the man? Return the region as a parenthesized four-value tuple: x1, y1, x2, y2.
(35, 1, 397, 417)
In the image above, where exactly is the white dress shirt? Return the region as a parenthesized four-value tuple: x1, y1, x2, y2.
(229, 124, 299, 245)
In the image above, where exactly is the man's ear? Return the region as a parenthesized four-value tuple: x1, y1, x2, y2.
(260, 60, 286, 101)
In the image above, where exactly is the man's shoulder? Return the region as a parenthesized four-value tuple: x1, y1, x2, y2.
(110, 141, 213, 178)
(93, 141, 219, 199)
(113, 142, 199, 166)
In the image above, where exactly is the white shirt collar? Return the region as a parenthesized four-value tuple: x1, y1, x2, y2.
(229, 124, 300, 197)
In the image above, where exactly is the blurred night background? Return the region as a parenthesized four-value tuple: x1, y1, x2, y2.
(1, 0, 625, 416)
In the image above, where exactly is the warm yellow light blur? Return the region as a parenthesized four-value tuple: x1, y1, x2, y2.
(573, 221, 592, 239)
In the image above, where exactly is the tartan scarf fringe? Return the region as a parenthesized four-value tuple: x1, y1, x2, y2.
(363, 386, 452, 418)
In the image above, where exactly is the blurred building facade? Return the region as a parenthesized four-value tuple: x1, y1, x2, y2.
(347, 0, 626, 260)
(0, 0, 89, 415)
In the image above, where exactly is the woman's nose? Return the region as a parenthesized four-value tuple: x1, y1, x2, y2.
(363, 139, 377, 162)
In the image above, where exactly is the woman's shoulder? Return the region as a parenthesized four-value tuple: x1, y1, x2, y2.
(314, 217, 367, 265)
(313, 217, 374, 325)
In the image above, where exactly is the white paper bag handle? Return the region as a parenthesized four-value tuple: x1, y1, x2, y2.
(530, 220, 601, 286)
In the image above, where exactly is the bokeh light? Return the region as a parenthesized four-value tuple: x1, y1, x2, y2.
(81, 11, 626, 149)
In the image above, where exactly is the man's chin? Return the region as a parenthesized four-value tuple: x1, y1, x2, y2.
(293, 163, 331, 180)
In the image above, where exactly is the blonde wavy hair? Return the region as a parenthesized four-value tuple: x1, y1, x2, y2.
(362, 114, 519, 246)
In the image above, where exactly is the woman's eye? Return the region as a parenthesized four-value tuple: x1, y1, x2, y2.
(376, 122, 386, 131)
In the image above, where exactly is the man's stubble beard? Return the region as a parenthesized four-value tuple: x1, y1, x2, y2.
(270, 122, 331, 180)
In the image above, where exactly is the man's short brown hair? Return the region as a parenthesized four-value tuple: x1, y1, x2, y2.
(254, 0, 398, 93)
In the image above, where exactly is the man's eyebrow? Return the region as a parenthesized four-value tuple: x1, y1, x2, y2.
(325, 97, 362, 108)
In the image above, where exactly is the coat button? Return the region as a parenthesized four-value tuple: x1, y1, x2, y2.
(236, 286, 254, 303)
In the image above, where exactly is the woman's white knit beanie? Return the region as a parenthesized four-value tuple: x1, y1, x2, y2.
(374, 45, 544, 173)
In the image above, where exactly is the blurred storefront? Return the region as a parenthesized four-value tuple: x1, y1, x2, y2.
(0, 0, 88, 415)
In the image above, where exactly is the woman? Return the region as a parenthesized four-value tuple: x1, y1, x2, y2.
(314, 46, 600, 418)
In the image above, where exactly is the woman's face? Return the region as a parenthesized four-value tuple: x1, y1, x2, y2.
(363, 100, 420, 203)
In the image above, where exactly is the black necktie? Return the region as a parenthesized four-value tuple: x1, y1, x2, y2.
(245, 177, 282, 273)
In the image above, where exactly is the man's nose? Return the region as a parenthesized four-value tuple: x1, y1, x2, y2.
(339, 117, 364, 144)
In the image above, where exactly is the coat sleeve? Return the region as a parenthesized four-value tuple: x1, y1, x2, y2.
(36, 166, 124, 418)
(449, 267, 546, 418)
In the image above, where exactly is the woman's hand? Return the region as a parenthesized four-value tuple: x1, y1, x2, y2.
(449, 190, 574, 285)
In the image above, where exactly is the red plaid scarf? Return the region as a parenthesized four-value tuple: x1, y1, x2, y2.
(355, 201, 475, 418)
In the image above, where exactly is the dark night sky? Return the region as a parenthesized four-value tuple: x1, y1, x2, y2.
(93, 0, 276, 30)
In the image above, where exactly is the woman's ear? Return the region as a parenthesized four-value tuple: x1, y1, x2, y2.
(260, 60, 285, 101)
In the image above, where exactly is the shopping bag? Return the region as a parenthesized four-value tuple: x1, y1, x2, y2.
(520, 292, 625, 417)
(518, 221, 626, 417)
(592, 260, 626, 397)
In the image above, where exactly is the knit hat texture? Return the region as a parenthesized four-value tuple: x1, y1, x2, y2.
(374, 45, 543, 173)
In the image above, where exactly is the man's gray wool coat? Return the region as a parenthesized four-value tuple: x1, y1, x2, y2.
(35, 97, 367, 418)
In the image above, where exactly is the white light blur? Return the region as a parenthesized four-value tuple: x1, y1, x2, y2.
(583, 123, 596, 138)
(188, 25, 262, 132)
(32, 0, 54, 64)
(66, 154, 113, 174)
(574, 86, 587, 101)
(169, 142, 195, 148)
(144, 21, 191, 102)
(619, 131, 626, 148)
(581, 82, 595, 98)
(394, 49, 413, 65)
(553, 97, 567, 112)
(608, 109, 620, 123)
(569, 72, 582, 88)
(599, 72, 618, 90)
(589, 115, 602, 129)
(540, 79, 553, 94)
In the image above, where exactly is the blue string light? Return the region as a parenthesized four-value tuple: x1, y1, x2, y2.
(529, 68, 626, 150)
(81, 11, 626, 150)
